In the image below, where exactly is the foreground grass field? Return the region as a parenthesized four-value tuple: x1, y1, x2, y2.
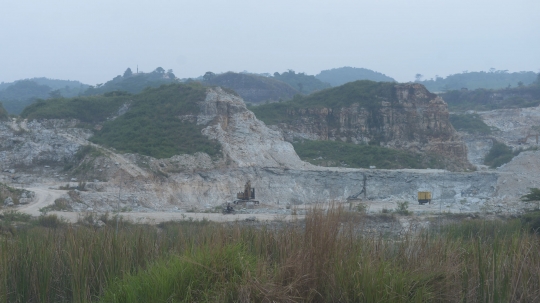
(1, 209, 540, 302)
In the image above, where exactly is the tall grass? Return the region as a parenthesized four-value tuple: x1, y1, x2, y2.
(1, 208, 540, 302)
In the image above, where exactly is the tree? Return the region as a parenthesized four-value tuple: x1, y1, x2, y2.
(154, 67, 165, 74)
(123, 68, 133, 77)
(48, 89, 62, 99)
(203, 72, 216, 81)
(522, 188, 540, 202)
(518, 81, 524, 87)
(415, 74, 423, 82)
(522, 188, 540, 209)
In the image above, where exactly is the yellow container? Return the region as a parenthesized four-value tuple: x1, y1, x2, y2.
(418, 192, 432, 204)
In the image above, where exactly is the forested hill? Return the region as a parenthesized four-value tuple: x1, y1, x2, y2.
(315, 67, 395, 86)
(202, 72, 300, 104)
(441, 79, 540, 111)
(272, 70, 331, 94)
(418, 70, 538, 92)
(250, 80, 397, 125)
(82, 67, 177, 96)
(21, 83, 221, 159)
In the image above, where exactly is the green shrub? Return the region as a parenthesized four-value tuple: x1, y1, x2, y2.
(449, 113, 492, 134)
(395, 201, 411, 215)
(293, 140, 444, 169)
(484, 141, 519, 168)
(38, 214, 63, 228)
(100, 244, 254, 302)
(521, 211, 540, 233)
(1, 210, 32, 222)
(0, 102, 8, 120)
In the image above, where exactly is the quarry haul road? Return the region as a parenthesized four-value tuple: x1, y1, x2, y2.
(12, 186, 304, 224)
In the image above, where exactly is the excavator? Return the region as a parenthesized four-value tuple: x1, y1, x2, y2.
(234, 181, 259, 205)
(222, 181, 259, 214)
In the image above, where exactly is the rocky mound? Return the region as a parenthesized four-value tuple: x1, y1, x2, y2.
(252, 81, 472, 171)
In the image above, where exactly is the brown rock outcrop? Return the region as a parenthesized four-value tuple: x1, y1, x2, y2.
(271, 83, 472, 170)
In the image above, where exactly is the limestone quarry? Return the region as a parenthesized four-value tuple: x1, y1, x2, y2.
(1, 86, 539, 222)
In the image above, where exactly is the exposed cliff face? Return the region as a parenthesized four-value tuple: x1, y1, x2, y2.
(0, 119, 84, 169)
(269, 83, 471, 170)
(199, 87, 308, 169)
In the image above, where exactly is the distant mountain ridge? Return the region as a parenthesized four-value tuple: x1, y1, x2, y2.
(202, 72, 300, 104)
(0, 78, 90, 114)
(272, 70, 331, 94)
(316, 67, 395, 86)
(418, 70, 538, 92)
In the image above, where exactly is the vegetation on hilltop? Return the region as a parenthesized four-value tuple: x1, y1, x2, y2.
(315, 66, 395, 86)
(251, 80, 397, 125)
(442, 86, 540, 112)
(21, 83, 221, 159)
(3, 208, 540, 302)
(90, 83, 221, 158)
(293, 140, 445, 169)
(418, 70, 537, 92)
(83, 67, 177, 96)
(272, 70, 331, 94)
(202, 71, 299, 104)
(21, 93, 129, 123)
(449, 113, 492, 135)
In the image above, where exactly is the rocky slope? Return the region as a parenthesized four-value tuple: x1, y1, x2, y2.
(0, 86, 534, 216)
(199, 87, 307, 169)
(264, 83, 471, 170)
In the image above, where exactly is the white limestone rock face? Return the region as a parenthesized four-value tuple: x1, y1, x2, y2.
(0, 119, 83, 168)
(199, 87, 309, 169)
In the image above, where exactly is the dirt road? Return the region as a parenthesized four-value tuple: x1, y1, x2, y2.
(14, 186, 303, 224)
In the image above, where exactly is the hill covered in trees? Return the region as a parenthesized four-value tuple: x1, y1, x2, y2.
(315, 67, 395, 86)
(272, 70, 331, 94)
(21, 83, 221, 159)
(418, 70, 537, 92)
(441, 75, 540, 111)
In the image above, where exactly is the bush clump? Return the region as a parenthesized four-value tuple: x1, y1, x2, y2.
(293, 140, 444, 169)
(449, 113, 492, 134)
(484, 141, 516, 168)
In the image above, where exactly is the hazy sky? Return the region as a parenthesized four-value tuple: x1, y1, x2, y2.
(1, 0, 539, 85)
